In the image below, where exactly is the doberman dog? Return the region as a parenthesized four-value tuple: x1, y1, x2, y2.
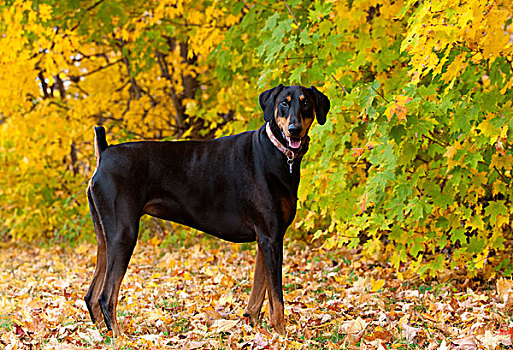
(84, 84, 330, 335)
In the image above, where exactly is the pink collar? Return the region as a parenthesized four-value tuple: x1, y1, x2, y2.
(266, 122, 297, 173)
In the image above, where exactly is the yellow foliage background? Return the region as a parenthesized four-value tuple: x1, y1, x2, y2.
(0, 0, 250, 241)
(1, 0, 512, 279)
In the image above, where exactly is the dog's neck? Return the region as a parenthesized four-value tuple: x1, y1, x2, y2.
(265, 122, 296, 161)
(265, 122, 309, 174)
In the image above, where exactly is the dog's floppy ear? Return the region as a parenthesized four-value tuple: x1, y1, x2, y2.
(308, 86, 330, 125)
(259, 84, 284, 122)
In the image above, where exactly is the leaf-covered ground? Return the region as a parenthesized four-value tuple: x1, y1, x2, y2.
(1, 237, 513, 349)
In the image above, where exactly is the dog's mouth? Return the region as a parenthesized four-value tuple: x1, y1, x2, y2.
(287, 136, 302, 149)
(282, 132, 302, 150)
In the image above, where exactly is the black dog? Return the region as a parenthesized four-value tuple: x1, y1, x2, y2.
(84, 84, 330, 335)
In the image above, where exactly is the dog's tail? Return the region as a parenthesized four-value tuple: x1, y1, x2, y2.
(94, 126, 108, 158)
(88, 126, 108, 196)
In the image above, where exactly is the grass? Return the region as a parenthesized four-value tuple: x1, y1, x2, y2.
(311, 329, 345, 348)
(0, 314, 12, 332)
(171, 318, 190, 333)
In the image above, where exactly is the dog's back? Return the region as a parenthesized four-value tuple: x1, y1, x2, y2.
(89, 128, 274, 243)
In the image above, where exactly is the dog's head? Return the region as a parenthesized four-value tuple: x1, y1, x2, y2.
(259, 85, 330, 150)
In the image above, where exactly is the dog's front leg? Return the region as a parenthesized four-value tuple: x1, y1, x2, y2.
(258, 235, 286, 335)
(244, 247, 267, 325)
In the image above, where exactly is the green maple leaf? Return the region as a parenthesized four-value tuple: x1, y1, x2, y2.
(467, 236, 486, 254)
(429, 254, 446, 273)
(485, 201, 508, 225)
(450, 228, 467, 245)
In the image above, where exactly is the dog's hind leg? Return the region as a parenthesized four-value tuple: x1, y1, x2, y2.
(243, 247, 267, 325)
(97, 199, 141, 336)
(84, 186, 107, 327)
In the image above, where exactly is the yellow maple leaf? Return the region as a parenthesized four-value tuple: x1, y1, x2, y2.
(443, 141, 463, 159)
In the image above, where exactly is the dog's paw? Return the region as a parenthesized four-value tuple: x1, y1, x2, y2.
(269, 313, 286, 336)
(271, 321, 286, 336)
(243, 310, 260, 326)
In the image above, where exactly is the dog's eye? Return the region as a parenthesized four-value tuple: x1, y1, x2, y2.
(280, 101, 289, 108)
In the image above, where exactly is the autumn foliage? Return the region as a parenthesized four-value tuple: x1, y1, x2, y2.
(0, 0, 512, 283)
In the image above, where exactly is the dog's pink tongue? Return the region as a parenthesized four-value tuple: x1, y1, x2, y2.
(288, 138, 301, 149)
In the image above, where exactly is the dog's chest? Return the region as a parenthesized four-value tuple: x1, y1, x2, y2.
(279, 195, 297, 225)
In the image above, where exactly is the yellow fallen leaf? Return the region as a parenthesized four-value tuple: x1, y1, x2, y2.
(421, 312, 437, 322)
(148, 236, 161, 247)
(398, 314, 410, 329)
(371, 278, 385, 292)
(218, 293, 234, 306)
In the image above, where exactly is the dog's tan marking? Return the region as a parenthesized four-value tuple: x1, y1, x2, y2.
(280, 196, 295, 224)
(286, 95, 291, 102)
(276, 115, 289, 138)
(295, 105, 316, 139)
(300, 116, 313, 138)
(244, 247, 267, 325)
(268, 286, 285, 335)
(299, 95, 304, 101)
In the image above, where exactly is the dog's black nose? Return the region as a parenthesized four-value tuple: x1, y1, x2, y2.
(288, 123, 302, 136)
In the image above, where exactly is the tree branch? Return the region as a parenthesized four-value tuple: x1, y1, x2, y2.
(330, 74, 348, 94)
(283, 0, 303, 32)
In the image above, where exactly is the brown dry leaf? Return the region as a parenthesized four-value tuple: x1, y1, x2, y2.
(340, 316, 368, 334)
(497, 278, 513, 309)
(339, 317, 368, 347)
(212, 319, 239, 333)
(401, 323, 421, 343)
(253, 332, 269, 348)
(452, 336, 478, 350)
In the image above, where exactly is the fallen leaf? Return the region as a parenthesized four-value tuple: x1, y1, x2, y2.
(371, 278, 385, 292)
(497, 278, 513, 309)
(452, 336, 477, 350)
(478, 329, 513, 349)
(401, 323, 421, 343)
(185, 340, 208, 349)
(212, 319, 239, 333)
(340, 317, 368, 334)
(438, 339, 449, 350)
(2, 240, 513, 350)
(319, 313, 332, 323)
(253, 332, 268, 348)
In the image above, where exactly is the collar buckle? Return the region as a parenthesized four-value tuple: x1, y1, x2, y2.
(286, 156, 294, 174)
